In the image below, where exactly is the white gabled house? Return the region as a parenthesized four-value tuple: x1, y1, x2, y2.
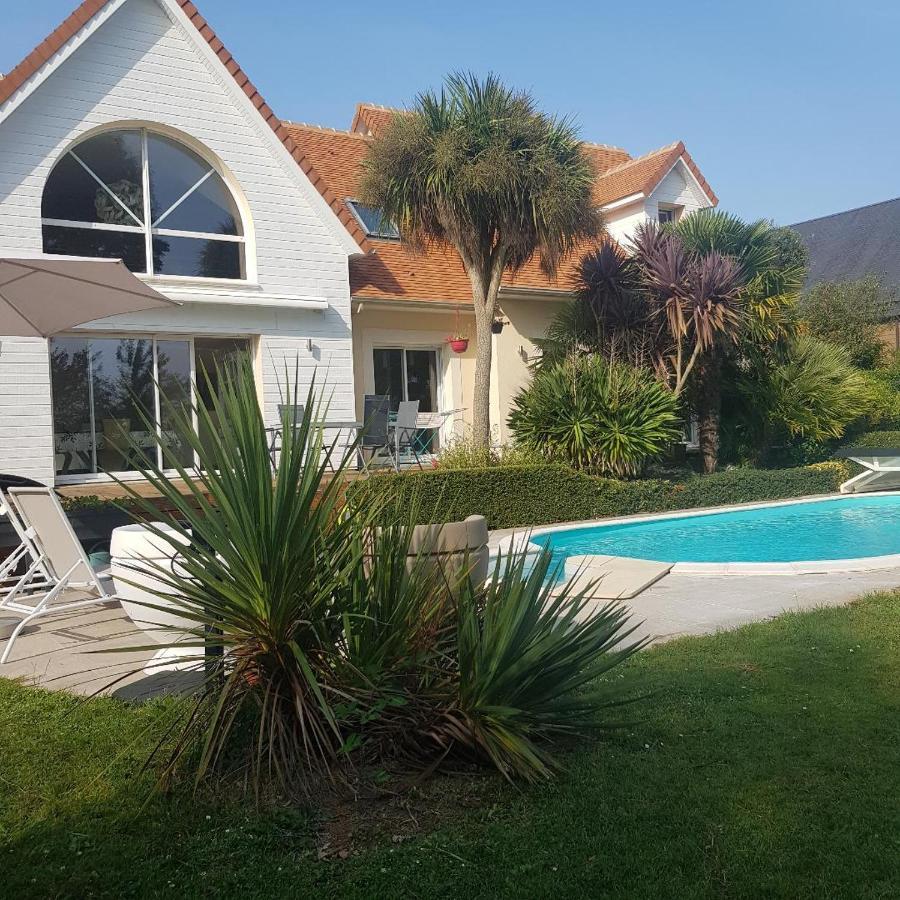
(0, 0, 718, 488)
(0, 0, 367, 486)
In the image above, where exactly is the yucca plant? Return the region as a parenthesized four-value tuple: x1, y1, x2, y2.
(114, 361, 646, 792)
(113, 360, 371, 793)
(507, 354, 681, 476)
(452, 549, 647, 781)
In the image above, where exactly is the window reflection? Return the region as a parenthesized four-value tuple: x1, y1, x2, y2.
(50, 336, 251, 478)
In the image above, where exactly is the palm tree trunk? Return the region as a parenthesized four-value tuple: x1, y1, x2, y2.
(472, 303, 493, 447)
(696, 352, 722, 474)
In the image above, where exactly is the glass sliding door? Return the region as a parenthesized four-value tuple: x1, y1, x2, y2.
(90, 337, 155, 474)
(156, 339, 194, 469)
(194, 338, 251, 461)
(372, 346, 440, 452)
(50, 338, 94, 477)
(50, 335, 250, 479)
(373, 348, 439, 413)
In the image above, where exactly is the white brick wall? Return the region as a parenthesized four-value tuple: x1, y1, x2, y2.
(0, 0, 356, 483)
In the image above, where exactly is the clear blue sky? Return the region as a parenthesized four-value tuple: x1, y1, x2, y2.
(4, 0, 899, 225)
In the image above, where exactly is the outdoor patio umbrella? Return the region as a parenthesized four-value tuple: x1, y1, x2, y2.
(0, 252, 179, 337)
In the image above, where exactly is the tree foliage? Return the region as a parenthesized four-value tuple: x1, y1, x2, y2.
(359, 72, 601, 446)
(507, 354, 681, 476)
(798, 276, 896, 369)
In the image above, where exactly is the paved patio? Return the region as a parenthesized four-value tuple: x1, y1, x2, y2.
(2, 561, 898, 698)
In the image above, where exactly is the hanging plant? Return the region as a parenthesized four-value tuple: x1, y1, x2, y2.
(491, 319, 506, 335)
(447, 305, 469, 352)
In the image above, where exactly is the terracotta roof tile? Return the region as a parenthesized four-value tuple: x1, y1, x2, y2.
(287, 121, 716, 304)
(351, 103, 402, 136)
(0, 0, 370, 251)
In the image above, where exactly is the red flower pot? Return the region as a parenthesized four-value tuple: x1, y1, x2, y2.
(448, 338, 469, 353)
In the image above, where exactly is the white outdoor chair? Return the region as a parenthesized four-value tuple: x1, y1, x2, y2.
(391, 400, 422, 470)
(0, 486, 119, 665)
(0, 488, 55, 599)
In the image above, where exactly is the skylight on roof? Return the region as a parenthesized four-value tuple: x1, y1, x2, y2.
(347, 200, 400, 240)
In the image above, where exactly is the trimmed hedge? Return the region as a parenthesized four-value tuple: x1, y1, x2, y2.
(348, 461, 851, 530)
(841, 430, 900, 449)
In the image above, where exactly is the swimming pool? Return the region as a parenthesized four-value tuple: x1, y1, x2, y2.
(526, 493, 900, 572)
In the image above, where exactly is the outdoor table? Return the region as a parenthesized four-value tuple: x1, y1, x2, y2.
(266, 420, 365, 470)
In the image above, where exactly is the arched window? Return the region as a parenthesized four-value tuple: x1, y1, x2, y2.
(42, 128, 246, 280)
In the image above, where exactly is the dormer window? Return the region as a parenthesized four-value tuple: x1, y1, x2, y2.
(347, 200, 400, 240)
(657, 206, 678, 225)
(42, 128, 247, 280)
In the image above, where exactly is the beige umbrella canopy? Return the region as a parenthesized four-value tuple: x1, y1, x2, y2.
(0, 252, 179, 337)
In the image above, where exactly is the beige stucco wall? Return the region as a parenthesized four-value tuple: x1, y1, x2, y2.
(493, 294, 570, 443)
(351, 303, 477, 441)
(352, 296, 570, 446)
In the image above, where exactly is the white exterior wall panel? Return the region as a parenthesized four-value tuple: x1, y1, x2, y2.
(0, 0, 356, 484)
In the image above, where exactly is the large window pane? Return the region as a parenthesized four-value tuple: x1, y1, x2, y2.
(405, 350, 437, 413)
(90, 338, 155, 474)
(194, 338, 250, 462)
(42, 225, 147, 274)
(152, 235, 244, 279)
(157, 340, 193, 469)
(148, 134, 241, 235)
(42, 131, 143, 225)
(373, 348, 404, 412)
(50, 338, 93, 477)
(43, 128, 246, 279)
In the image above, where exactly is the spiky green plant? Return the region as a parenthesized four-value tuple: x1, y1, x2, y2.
(733, 335, 878, 451)
(115, 362, 645, 791)
(453, 549, 647, 781)
(507, 354, 681, 476)
(113, 360, 369, 792)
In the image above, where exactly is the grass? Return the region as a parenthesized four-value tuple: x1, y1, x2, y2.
(1, 592, 899, 899)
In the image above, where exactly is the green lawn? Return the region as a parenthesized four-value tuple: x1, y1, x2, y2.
(2, 593, 898, 899)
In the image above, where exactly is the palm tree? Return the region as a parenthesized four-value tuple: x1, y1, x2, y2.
(359, 72, 601, 447)
(669, 211, 805, 472)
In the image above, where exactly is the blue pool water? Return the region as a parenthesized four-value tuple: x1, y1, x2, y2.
(529, 495, 900, 564)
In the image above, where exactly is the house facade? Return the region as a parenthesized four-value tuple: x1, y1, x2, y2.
(0, 0, 717, 487)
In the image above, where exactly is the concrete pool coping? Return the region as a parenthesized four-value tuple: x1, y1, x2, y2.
(490, 491, 900, 576)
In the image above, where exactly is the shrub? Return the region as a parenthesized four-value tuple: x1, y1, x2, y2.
(840, 430, 900, 449)
(734, 336, 878, 448)
(508, 355, 681, 476)
(434, 436, 543, 470)
(798, 276, 896, 369)
(349, 461, 850, 530)
(118, 365, 643, 792)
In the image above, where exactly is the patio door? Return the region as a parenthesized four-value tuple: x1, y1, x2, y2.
(372, 348, 438, 413)
(50, 335, 250, 480)
(373, 347, 439, 451)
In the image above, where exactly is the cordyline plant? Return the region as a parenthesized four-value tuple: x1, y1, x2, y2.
(113, 360, 646, 796)
(358, 71, 601, 448)
(543, 212, 804, 471)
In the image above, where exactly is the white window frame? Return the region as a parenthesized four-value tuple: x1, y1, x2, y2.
(50, 332, 253, 485)
(657, 205, 679, 225)
(42, 127, 249, 282)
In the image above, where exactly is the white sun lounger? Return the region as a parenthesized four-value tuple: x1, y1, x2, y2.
(834, 448, 900, 494)
(0, 488, 55, 598)
(0, 486, 119, 665)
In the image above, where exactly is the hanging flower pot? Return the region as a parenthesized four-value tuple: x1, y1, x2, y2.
(447, 335, 469, 353)
(491, 319, 505, 335)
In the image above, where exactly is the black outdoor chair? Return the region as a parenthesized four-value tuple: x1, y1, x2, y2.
(360, 395, 391, 470)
